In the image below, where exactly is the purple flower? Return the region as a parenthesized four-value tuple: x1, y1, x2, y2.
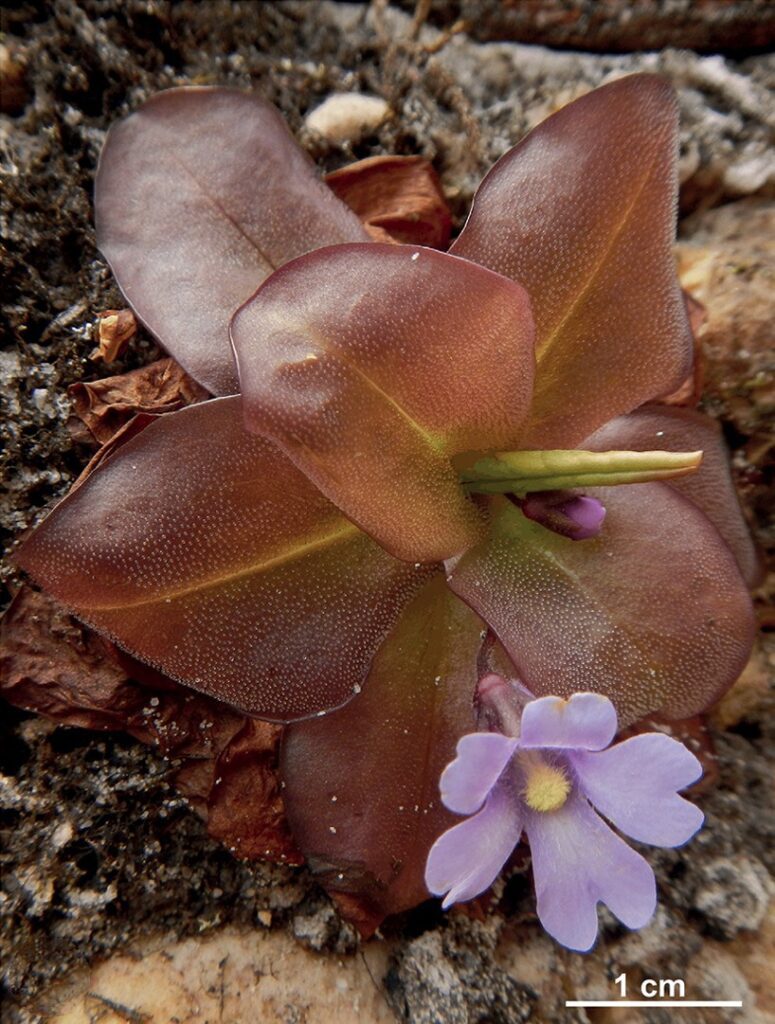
(516, 492, 607, 541)
(424, 676, 704, 951)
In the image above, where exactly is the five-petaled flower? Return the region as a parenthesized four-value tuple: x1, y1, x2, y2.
(425, 676, 704, 951)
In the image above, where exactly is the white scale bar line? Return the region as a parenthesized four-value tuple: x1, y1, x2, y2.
(566, 1001, 743, 1008)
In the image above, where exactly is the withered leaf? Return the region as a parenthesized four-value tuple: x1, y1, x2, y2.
(325, 155, 452, 249)
(0, 586, 298, 863)
(1, 585, 140, 730)
(69, 357, 209, 446)
(93, 308, 138, 363)
(207, 718, 302, 865)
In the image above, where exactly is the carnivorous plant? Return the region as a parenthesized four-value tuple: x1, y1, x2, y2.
(15, 75, 758, 945)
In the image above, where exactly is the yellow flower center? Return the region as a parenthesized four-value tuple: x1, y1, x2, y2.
(518, 752, 571, 812)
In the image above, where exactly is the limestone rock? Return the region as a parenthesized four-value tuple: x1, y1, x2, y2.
(693, 855, 772, 938)
(305, 93, 390, 144)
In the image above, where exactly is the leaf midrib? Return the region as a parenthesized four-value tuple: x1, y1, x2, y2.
(170, 150, 278, 273)
(87, 519, 362, 611)
(536, 145, 663, 362)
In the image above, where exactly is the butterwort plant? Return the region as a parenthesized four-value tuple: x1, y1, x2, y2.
(15, 75, 758, 944)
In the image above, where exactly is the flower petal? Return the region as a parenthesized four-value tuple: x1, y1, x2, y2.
(569, 733, 704, 847)
(440, 733, 519, 815)
(526, 792, 656, 952)
(519, 493, 606, 541)
(425, 781, 524, 908)
(519, 693, 617, 751)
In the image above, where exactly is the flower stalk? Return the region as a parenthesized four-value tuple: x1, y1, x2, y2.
(462, 448, 703, 495)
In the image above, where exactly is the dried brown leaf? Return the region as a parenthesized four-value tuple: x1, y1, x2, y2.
(0, 586, 140, 730)
(0, 586, 298, 862)
(325, 155, 452, 249)
(93, 308, 138, 363)
(68, 357, 209, 445)
(328, 892, 385, 940)
(207, 719, 302, 865)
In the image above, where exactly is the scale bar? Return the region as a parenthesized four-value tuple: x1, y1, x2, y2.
(565, 1001, 743, 1009)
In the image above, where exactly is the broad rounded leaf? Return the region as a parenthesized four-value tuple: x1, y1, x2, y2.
(451, 74, 692, 448)
(96, 87, 369, 395)
(232, 243, 535, 562)
(281, 578, 486, 925)
(446, 488, 755, 727)
(14, 397, 435, 721)
(583, 405, 763, 587)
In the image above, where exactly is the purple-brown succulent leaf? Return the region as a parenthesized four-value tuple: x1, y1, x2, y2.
(14, 396, 436, 722)
(231, 243, 536, 563)
(451, 74, 692, 448)
(445, 487, 755, 727)
(95, 87, 369, 396)
(583, 405, 763, 588)
(281, 577, 487, 925)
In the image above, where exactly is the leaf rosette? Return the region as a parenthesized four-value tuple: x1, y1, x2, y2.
(13, 76, 757, 927)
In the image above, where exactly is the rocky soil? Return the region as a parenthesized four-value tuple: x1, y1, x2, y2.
(1, 3, 773, 1022)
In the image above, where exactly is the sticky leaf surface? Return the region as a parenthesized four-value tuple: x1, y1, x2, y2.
(232, 243, 535, 562)
(282, 577, 485, 924)
(96, 87, 369, 395)
(446, 488, 755, 726)
(451, 74, 692, 448)
(15, 397, 435, 721)
(583, 405, 762, 587)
